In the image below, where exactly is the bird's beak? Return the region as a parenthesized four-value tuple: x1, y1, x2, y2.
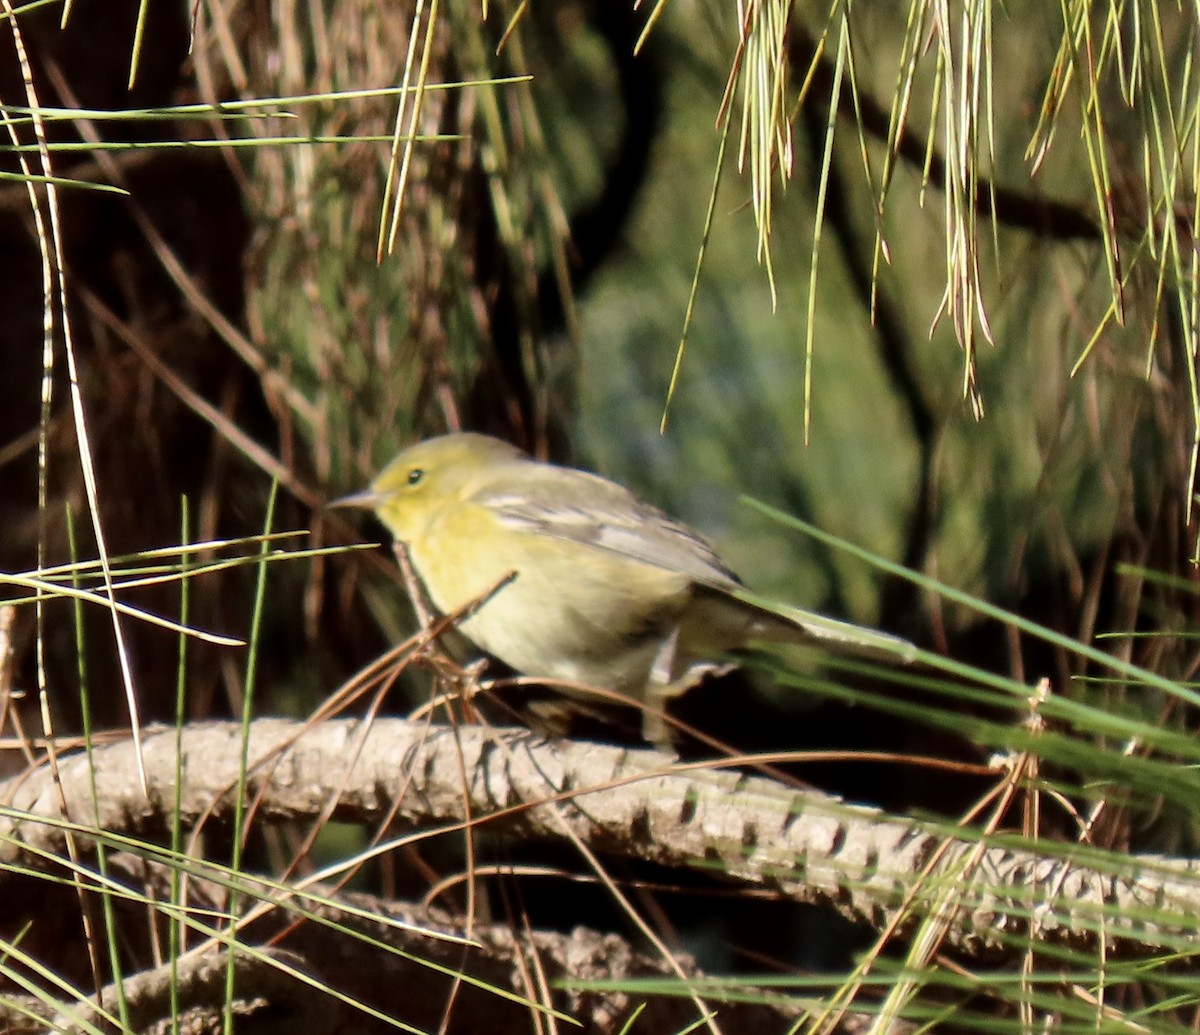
(327, 489, 386, 511)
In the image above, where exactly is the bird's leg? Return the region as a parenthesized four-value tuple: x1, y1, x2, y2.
(641, 624, 681, 746)
(648, 623, 681, 686)
(456, 657, 493, 722)
(644, 623, 742, 747)
(644, 625, 729, 748)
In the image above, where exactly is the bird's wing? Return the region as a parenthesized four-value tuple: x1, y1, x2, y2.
(474, 467, 745, 593)
(476, 464, 918, 662)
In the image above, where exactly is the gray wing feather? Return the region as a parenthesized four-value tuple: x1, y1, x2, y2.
(474, 462, 918, 662)
(475, 467, 743, 592)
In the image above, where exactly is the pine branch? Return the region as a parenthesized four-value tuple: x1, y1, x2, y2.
(2, 719, 1196, 958)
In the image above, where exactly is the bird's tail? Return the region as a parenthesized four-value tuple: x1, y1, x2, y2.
(733, 587, 918, 663)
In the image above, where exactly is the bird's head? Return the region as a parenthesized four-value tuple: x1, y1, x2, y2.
(331, 432, 525, 540)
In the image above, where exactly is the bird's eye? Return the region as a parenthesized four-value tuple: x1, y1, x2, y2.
(406, 467, 425, 486)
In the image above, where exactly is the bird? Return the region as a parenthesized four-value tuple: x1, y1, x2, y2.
(334, 432, 913, 745)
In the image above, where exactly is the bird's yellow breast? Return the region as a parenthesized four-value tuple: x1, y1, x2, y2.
(406, 497, 695, 692)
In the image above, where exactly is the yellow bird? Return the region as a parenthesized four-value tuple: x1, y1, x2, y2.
(336, 432, 912, 743)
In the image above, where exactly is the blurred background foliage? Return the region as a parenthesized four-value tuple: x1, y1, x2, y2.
(0, 0, 1196, 815)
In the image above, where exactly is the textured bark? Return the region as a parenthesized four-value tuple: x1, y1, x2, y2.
(2, 719, 1196, 960)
